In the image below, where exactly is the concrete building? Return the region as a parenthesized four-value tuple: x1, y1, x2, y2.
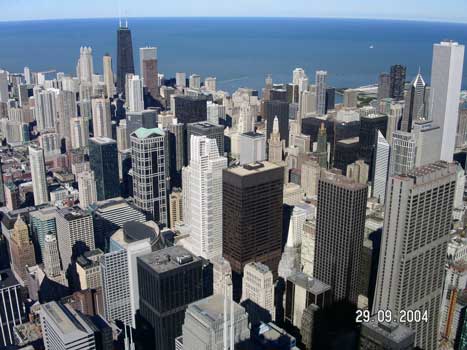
(242, 262, 275, 321)
(29, 145, 49, 206)
(347, 160, 369, 185)
(182, 136, 227, 259)
(78, 46, 94, 82)
(140, 47, 158, 98)
(239, 132, 266, 165)
(359, 318, 415, 350)
(127, 75, 144, 112)
(389, 131, 416, 176)
(314, 170, 368, 304)
(56, 206, 95, 270)
(268, 116, 283, 162)
(70, 116, 89, 149)
(43, 233, 62, 279)
(373, 161, 457, 350)
(9, 216, 36, 285)
(91, 98, 112, 138)
(431, 41, 464, 161)
(103, 53, 115, 97)
(77, 171, 98, 209)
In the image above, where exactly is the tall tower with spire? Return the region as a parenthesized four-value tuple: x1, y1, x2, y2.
(316, 123, 328, 168)
(9, 216, 36, 284)
(268, 116, 283, 162)
(401, 71, 428, 132)
(116, 20, 135, 96)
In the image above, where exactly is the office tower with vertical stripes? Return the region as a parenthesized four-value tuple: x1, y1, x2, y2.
(29, 144, 49, 206)
(373, 161, 456, 350)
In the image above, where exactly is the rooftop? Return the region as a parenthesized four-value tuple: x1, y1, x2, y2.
(227, 161, 280, 177)
(362, 318, 415, 344)
(187, 294, 245, 326)
(41, 301, 93, 337)
(241, 131, 265, 138)
(287, 272, 331, 295)
(138, 246, 200, 274)
(57, 206, 90, 221)
(0, 269, 20, 289)
(132, 127, 165, 139)
(89, 137, 116, 145)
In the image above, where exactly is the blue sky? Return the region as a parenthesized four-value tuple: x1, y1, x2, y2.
(1, 0, 467, 22)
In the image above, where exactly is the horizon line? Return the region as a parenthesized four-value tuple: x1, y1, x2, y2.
(1, 15, 467, 25)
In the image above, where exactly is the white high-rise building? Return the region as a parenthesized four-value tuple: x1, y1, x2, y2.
(103, 54, 115, 97)
(56, 206, 95, 270)
(182, 136, 227, 259)
(204, 77, 217, 92)
(207, 102, 225, 125)
(139, 47, 157, 82)
(29, 145, 49, 206)
(293, 68, 306, 85)
(101, 223, 152, 328)
(301, 160, 321, 198)
(315, 70, 327, 116)
(43, 233, 62, 277)
(35, 88, 58, 131)
(116, 120, 129, 151)
(39, 132, 61, 160)
(189, 74, 201, 89)
(373, 161, 457, 350)
(268, 117, 283, 162)
(373, 131, 390, 203)
(239, 132, 266, 165)
(242, 262, 275, 320)
(0, 70, 8, 103)
(70, 117, 89, 149)
(24, 66, 31, 85)
(389, 131, 416, 176)
(128, 75, 144, 113)
(77, 171, 97, 209)
(91, 98, 112, 138)
(55, 90, 77, 149)
(176, 72, 186, 88)
(78, 46, 94, 83)
(431, 41, 465, 161)
(130, 128, 168, 224)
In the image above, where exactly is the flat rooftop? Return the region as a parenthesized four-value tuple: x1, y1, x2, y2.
(187, 294, 245, 325)
(226, 161, 280, 177)
(89, 136, 116, 145)
(57, 206, 90, 221)
(287, 272, 331, 295)
(138, 246, 200, 274)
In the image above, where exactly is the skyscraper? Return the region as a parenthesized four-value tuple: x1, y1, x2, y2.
(103, 53, 115, 97)
(43, 233, 62, 278)
(137, 246, 205, 350)
(268, 116, 283, 162)
(35, 88, 57, 131)
(140, 47, 158, 98)
(264, 100, 289, 146)
(373, 161, 457, 350)
(401, 72, 427, 132)
(389, 64, 406, 100)
(182, 136, 227, 259)
(55, 89, 77, 149)
(70, 116, 89, 149)
(315, 70, 327, 116)
(30, 207, 57, 261)
(0, 70, 8, 103)
(373, 130, 390, 203)
(29, 144, 49, 206)
(359, 113, 387, 178)
(127, 75, 144, 112)
(174, 95, 208, 124)
(389, 131, 416, 176)
(78, 47, 93, 83)
(186, 121, 224, 159)
(9, 216, 36, 284)
(242, 262, 275, 321)
(116, 21, 135, 95)
(130, 128, 168, 224)
(77, 171, 98, 209)
(223, 161, 284, 298)
(91, 98, 112, 138)
(377, 72, 391, 100)
(89, 137, 120, 201)
(314, 170, 368, 304)
(316, 123, 328, 168)
(101, 222, 152, 327)
(56, 206, 95, 270)
(431, 41, 465, 161)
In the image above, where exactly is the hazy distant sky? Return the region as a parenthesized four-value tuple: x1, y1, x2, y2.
(1, 0, 467, 22)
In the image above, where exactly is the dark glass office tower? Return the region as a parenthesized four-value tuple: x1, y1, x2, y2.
(390, 64, 406, 101)
(314, 171, 368, 305)
(264, 100, 289, 146)
(89, 137, 120, 201)
(116, 22, 135, 96)
(358, 114, 388, 178)
(223, 161, 284, 300)
(325, 87, 335, 113)
(174, 95, 208, 124)
(137, 246, 204, 350)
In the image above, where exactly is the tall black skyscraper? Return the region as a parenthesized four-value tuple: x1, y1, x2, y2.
(137, 246, 205, 350)
(264, 100, 289, 146)
(390, 64, 406, 101)
(89, 137, 120, 201)
(359, 114, 388, 178)
(116, 22, 135, 96)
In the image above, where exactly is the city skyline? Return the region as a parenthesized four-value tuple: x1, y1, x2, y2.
(1, 0, 467, 23)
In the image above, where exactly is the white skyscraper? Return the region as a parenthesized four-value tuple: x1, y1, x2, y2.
(43, 233, 62, 277)
(389, 131, 416, 176)
(70, 116, 89, 149)
(77, 171, 98, 209)
(29, 145, 49, 206)
(373, 162, 457, 350)
(268, 117, 283, 162)
(103, 54, 115, 97)
(189, 74, 201, 89)
(431, 41, 465, 161)
(139, 47, 157, 81)
(78, 46, 94, 83)
(24, 66, 31, 85)
(91, 98, 112, 138)
(242, 262, 275, 320)
(55, 90, 77, 149)
(293, 68, 306, 85)
(101, 223, 152, 328)
(238, 102, 254, 133)
(315, 70, 327, 116)
(0, 70, 8, 103)
(373, 130, 390, 203)
(204, 77, 217, 92)
(176, 72, 186, 88)
(127, 75, 144, 112)
(182, 135, 227, 259)
(35, 88, 58, 131)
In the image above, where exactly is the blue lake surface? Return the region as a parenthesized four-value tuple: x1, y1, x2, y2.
(1, 17, 467, 91)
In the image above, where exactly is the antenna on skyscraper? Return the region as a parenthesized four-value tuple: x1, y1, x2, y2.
(117, 0, 122, 27)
